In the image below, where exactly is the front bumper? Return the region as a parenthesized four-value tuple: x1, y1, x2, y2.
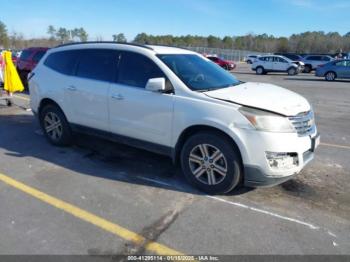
(231, 128, 319, 187)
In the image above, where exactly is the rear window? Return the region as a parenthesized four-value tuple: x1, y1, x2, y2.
(32, 50, 47, 63)
(44, 50, 79, 75)
(19, 50, 32, 61)
(75, 49, 117, 82)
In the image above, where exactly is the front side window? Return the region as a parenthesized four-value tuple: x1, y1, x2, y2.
(44, 50, 79, 75)
(118, 52, 165, 88)
(274, 57, 287, 63)
(335, 61, 350, 67)
(76, 49, 117, 82)
(157, 54, 240, 91)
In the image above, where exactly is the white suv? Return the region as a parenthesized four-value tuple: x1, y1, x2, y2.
(29, 42, 320, 194)
(252, 55, 303, 75)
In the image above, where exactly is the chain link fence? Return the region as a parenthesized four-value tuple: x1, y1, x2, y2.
(182, 46, 270, 62)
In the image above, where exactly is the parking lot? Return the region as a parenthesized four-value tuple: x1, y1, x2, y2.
(0, 63, 349, 256)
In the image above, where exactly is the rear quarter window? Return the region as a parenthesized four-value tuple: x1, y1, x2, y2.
(44, 50, 79, 75)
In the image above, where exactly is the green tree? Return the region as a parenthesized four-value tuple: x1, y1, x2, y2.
(56, 27, 70, 43)
(0, 20, 9, 48)
(77, 28, 88, 42)
(133, 33, 149, 44)
(112, 33, 127, 42)
(222, 36, 233, 49)
(47, 25, 56, 40)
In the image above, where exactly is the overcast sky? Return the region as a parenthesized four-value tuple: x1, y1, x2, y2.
(1, 0, 349, 41)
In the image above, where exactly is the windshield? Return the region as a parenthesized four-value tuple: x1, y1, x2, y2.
(157, 54, 240, 91)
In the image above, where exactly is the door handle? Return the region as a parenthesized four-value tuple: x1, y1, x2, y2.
(111, 94, 124, 100)
(67, 85, 77, 91)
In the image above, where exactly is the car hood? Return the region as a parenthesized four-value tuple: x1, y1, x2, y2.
(204, 82, 311, 116)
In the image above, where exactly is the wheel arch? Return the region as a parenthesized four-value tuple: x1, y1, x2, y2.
(38, 98, 65, 117)
(325, 70, 337, 78)
(173, 125, 244, 167)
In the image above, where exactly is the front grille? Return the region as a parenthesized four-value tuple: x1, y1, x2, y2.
(289, 111, 315, 136)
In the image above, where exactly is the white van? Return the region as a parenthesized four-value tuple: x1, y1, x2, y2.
(29, 42, 320, 194)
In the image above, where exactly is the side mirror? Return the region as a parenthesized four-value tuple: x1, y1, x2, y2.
(145, 78, 166, 92)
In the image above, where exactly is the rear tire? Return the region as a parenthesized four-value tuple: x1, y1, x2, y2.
(325, 71, 336, 81)
(180, 132, 242, 194)
(256, 67, 264, 75)
(39, 104, 72, 146)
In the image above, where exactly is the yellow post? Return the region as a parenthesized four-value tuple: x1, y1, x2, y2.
(3, 51, 24, 93)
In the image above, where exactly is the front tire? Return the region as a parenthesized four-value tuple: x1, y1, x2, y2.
(180, 132, 242, 194)
(287, 67, 297, 75)
(325, 71, 336, 81)
(304, 65, 312, 73)
(39, 104, 72, 146)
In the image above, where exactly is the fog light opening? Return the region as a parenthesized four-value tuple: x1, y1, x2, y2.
(266, 152, 298, 170)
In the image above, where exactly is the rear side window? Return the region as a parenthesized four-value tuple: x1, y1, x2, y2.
(322, 56, 331, 61)
(306, 56, 321, 61)
(208, 57, 218, 62)
(32, 50, 47, 63)
(76, 49, 117, 82)
(117, 52, 165, 88)
(19, 50, 32, 61)
(44, 50, 79, 75)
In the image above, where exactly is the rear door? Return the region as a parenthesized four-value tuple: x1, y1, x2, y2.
(263, 56, 274, 70)
(65, 48, 118, 131)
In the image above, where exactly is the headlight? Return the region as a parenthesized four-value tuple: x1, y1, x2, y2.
(239, 107, 295, 133)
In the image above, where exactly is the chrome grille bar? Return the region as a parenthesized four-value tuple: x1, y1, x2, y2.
(289, 111, 315, 136)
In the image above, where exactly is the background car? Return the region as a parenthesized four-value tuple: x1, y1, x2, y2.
(246, 55, 260, 64)
(252, 55, 301, 75)
(206, 55, 236, 70)
(16, 47, 49, 89)
(275, 53, 304, 62)
(315, 59, 350, 81)
(302, 55, 333, 73)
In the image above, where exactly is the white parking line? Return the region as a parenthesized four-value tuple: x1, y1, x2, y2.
(320, 142, 350, 150)
(137, 176, 172, 187)
(207, 195, 319, 230)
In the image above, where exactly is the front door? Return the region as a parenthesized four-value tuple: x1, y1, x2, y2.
(108, 51, 174, 147)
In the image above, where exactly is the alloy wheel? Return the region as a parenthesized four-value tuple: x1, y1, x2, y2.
(188, 144, 228, 185)
(44, 112, 63, 141)
(326, 72, 335, 81)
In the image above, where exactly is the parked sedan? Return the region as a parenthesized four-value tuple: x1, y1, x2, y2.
(315, 60, 350, 81)
(206, 55, 236, 70)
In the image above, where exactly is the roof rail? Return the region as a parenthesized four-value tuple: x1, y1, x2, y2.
(54, 41, 154, 50)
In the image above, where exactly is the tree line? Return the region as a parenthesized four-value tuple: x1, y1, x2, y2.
(0, 20, 349, 53)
